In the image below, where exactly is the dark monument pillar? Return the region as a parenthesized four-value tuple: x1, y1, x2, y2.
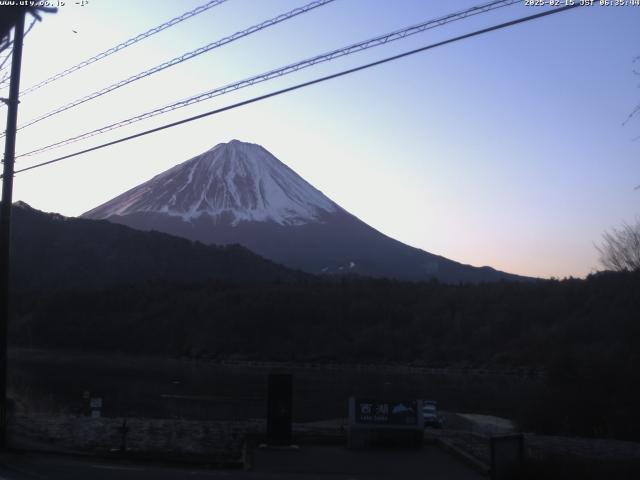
(267, 373, 292, 446)
(490, 433, 524, 480)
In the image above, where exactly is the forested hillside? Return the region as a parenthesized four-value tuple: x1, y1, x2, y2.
(10, 271, 640, 440)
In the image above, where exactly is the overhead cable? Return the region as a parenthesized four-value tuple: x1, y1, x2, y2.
(11, 0, 230, 96)
(17, 0, 518, 158)
(9, 0, 335, 136)
(0, 49, 11, 74)
(0, 17, 38, 89)
(9, 3, 582, 177)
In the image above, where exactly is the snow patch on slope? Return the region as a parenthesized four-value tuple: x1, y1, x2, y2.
(84, 140, 339, 226)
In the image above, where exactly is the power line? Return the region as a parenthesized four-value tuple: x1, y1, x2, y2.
(7, 0, 335, 137)
(0, 18, 37, 87)
(0, 43, 12, 68)
(0, 39, 10, 54)
(0, 17, 36, 76)
(0, 43, 13, 82)
(0, 36, 12, 57)
(23, 17, 37, 38)
(2, 0, 229, 95)
(17, 0, 520, 159)
(9, 3, 582, 178)
(0, 50, 11, 75)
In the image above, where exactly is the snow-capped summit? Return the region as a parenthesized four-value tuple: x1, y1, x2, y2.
(83, 140, 527, 283)
(84, 140, 338, 226)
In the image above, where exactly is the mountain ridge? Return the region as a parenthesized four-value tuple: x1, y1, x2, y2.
(9, 201, 305, 291)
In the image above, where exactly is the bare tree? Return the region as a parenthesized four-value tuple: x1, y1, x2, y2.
(597, 220, 640, 272)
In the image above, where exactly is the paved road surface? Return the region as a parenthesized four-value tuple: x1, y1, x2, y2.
(0, 445, 484, 479)
(251, 444, 484, 479)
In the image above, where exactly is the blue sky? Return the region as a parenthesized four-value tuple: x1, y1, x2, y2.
(4, 0, 640, 278)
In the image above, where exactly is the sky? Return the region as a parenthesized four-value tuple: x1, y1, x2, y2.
(2, 0, 639, 279)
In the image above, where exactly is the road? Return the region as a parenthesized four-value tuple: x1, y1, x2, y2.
(0, 445, 484, 480)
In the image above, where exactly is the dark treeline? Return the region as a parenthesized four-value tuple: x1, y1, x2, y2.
(9, 270, 640, 440)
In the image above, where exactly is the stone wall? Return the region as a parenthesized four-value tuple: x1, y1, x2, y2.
(8, 415, 266, 463)
(9, 414, 640, 465)
(526, 434, 640, 461)
(433, 428, 640, 465)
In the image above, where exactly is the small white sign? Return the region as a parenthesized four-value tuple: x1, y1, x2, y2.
(90, 397, 102, 409)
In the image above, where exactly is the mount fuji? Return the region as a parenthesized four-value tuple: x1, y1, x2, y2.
(82, 140, 524, 283)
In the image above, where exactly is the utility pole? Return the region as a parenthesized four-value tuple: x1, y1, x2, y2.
(0, 11, 25, 449)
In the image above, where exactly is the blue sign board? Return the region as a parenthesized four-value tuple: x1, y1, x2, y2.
(354, 399, 419, 426)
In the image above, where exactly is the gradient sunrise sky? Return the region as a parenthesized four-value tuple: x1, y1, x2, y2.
(4, 0, 640, 279)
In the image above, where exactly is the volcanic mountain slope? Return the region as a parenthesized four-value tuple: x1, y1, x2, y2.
(83, 140, 526, 283)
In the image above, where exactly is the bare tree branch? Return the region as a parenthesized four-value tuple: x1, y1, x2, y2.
(597, 220, 640, 272)
(623, 56, 640, 125)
